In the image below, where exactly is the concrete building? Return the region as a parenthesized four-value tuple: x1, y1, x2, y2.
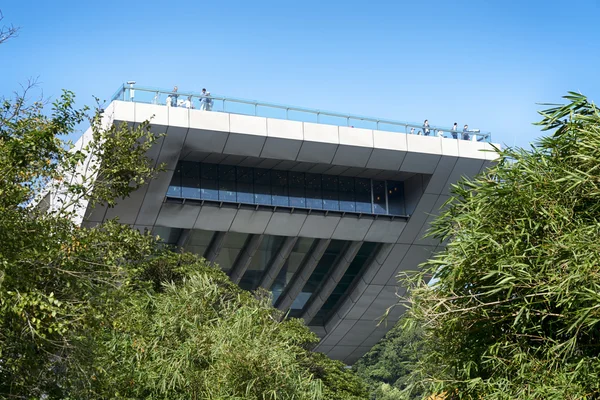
(71, 85, 497, 364)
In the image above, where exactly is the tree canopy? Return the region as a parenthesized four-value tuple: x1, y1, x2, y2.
(400, 93, 600, 399)
(0, 88, 368, 399)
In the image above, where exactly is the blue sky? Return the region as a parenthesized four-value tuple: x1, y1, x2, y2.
(1, 0, 599, 148)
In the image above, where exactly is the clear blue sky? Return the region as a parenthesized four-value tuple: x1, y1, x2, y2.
(2, 0, 599, 148)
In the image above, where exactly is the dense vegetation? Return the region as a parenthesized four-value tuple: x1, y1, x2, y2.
(397, 93, 600, 399)
(0, 86, 367, 399)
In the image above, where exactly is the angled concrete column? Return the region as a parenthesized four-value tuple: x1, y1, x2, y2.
(259, 236, 298, 290)
(204, 231, 227, 263)
(229, 234, 264, 284)
(301, 241, 362, 323)
(176, 229, 191, 249)
(275, 239, 331, 312)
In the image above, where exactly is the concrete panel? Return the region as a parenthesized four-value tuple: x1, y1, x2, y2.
(415, 194, 450, 246)
(361, 285, 400, 321)
(308, 163, 335, 174)
(344, 346, 374, 365)
(361, 243, 395, 284)
(442, 157, 485, 196)
(366, 148, 406, 170)
(345, 284, 384, 319)
(339, 126, 373, 148)
(193, 205, 238, 231)
(406, 134, 442, 155)
(256, 158, 282, 169)
(400, 152, 441, 174)
(155, 203, 201, 229)
(112, 101, 135, 124)
(331, 217, 373, 241)
(425, 156, 458, 195)
(296, 142, 338, 164)
(303, 122, 339, 144)
(223, 133, 267, 157)
(373, 130, 408, 152)
(318, 319, 358, 348)
(134, 169, 175, 226)
(323, 165, 350, 175)
(84, 203, 108, 223)
(390, 245, 436, 285)
(370, 244, 411, 285)
(397, 193, 439, 244)
(229, 234, 263, 284)
(229, 209, 272, 234)
(267, 118, 303, 140)
(229, 114, 267, 136)
(404, 174, 426, 215)
(189, 109, 230, 132)
(441, 137, 460, 157)
(458, 140, 489, 159)
(264, 211, 307, 236)
(183, 129, 229, 154)
(135, 102, 168, 127)
(298, 214, 341, 239)
(332, 145, 373, 168)
(364, 220, 407, 243)
(260, 137, 302, 161)
(156, 126, 188, 170)
(168, 106, 189, 129)
(358, 322, 390, 348)
(326, 345, 358, 362)
(339, 320, 379, 346)
(349, 277, 369, 303)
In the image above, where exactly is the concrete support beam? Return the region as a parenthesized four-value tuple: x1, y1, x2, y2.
(275, 239, 331, 312)
(301, 241, 362, 324)
(229, 234, 264, 284)
(259, 236, 298, 290)
(204, 231, 227, 263)
(176, 229, 191, 249)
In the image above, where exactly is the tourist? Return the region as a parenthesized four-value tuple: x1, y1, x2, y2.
(463, 124, 470, 141)
(451, 122, 458, 139)
(200, 88, 208, 111)
(171, 86, 179, 107)
(410, 127, 415, 135)
(206, 92, 213, 111)
(184, 95, 193, 109)
(166, 95, 172, 107)
(423, 119, 430, 136)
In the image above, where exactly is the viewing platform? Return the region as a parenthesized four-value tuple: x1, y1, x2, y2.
(110, 84, 492, 143)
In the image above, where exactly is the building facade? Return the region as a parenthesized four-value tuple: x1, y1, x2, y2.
(75, 86, 496, 364)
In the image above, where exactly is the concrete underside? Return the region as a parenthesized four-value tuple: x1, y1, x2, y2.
(81, 101, 496, 364)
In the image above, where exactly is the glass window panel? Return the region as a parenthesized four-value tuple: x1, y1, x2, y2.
(254, 184, 271, 205)
(167, 163, 182, 197)
(373, 180, 387, 214)
(200, 163, 218, 200)
(239, 236, 284, 291)
(236, 166, 253, 183)
(309, 242, 378, 325)
(322, 175, 339, 211)
(289, 172, 306, 208)
(305, 173, 323, 209)
(290, 240, 345, 313)
(218, 164, 236, 202)
(181, 161, 200, 199)
(271, 238, 314, 304)
(338, 177, 355, 212)
(254, 168, 271, 185)
(185, 229, 214, 257)
(387, 181, 405, 216)
(213, 232, 249, 273)
(355, 178, 372, 213)
(237, 182, 254, 204)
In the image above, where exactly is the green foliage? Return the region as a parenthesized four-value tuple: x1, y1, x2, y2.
(401, 93, 600, 399)
(354, 317, 424, 400)
(0, 88, 368, 399)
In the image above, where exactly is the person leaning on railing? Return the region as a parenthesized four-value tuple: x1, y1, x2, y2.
(462, 124, 470, 141)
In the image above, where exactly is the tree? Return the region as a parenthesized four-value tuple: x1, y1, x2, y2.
(401, 93, 600, 399)
(353, 316, 425, 400)
(0, 87, 368, 398)
(0, 10, 19, 44)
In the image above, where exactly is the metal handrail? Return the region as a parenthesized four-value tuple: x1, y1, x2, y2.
(111, 84, 492, 142)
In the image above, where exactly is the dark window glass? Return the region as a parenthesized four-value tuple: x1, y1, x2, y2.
(271, 170, 289, 206)
(355, 178, 372, 213)
(181, 161, 200, 199)
(218, 164, 236, 202)
(305, 173, 323, 209)
(254, 169, 271, 205)
(322, 175, 339, 211)
(387, 181, 405, 216)
(167, 163, 182, 197)
(373, 180, 387, 214)
(236, 167, 254, 203)
(200, 163, 218, 200)
(338, 177, 355, 212)
(289, 172, 306, 208)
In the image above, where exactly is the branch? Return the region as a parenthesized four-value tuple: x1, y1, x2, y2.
(0, 10, 19, 45)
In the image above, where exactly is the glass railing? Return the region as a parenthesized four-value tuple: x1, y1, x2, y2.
(110, 84, 492, 142)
